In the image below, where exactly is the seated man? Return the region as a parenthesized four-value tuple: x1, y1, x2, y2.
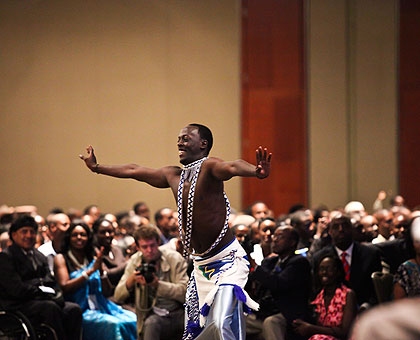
(372, 209, 395, 244)
(312, 215, 382, 307)
(38, 212, 71, 275)
(114, 225, 189, 340)
(250, 217, 277, 266)
(154, 208, 178, 245)
(0, 215, 82, 340)
(246, 226, 312, 340)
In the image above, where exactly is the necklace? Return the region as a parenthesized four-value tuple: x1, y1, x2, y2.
(67, 250, 89, 270)
(177, 157, 231, 258)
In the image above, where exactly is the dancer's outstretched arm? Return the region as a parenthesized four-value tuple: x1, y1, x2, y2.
(79, 145, 176, 188)
(211, 146, 272, 181)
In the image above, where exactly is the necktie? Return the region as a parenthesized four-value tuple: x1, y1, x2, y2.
(28, 250, 38, 271)
(341, 251, 350, 281)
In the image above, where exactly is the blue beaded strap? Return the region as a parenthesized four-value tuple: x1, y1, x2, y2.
(177, 157, 231, 258)
(183, 273, 201, 340)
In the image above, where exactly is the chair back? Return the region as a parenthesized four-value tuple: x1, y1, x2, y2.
(371, 271, 393, 303)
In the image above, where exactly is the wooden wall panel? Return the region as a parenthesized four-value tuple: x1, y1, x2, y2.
(241, 0, 306, 215)
(399, 0, 420, 208)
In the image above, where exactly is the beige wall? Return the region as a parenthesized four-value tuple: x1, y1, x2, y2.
(348, 0, 398, 208)
(0, 0, 241, 217)
(1, 0, 400, 217)
(308, 0, 350, 210)
(308, 0, 398, 212)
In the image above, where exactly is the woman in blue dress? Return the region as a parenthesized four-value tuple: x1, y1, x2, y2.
(54, 221, 137, 340)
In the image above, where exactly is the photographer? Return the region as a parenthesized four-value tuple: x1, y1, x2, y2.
(114, 225, 188, 340)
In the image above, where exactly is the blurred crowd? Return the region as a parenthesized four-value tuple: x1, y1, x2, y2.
(1, 192, 420, 340)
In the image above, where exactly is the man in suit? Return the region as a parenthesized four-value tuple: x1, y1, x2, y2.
(312, 215, 382, 306)
(246, 226, 311, 340)
(0, 215, 82, 340)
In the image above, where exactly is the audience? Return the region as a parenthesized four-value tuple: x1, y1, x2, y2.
(133, 201, 151, 221)
(372, 209, 395, 244)
(2, 193, 419, 339)
(290, 210, 313, 251)
(104, 213, 119, 230)
(154, 207, 178, 245)
(343, 201, 366, 223)
(114, 225, 188, 340)
(246, 226, 311, 340)
(248, 201, 270, 220)
(92, 217, 127, 295)
(231, 223, 251, 252)
(392, 206, 411, 238)
(83, 204, 101, 223)
(351, 296, 420, 340)
(114, 216, 140, 258)
(293, 254, 357, 339)
(359, 214, 378, 243)
(81, 214, 95, 229)
(0, 215, 82, 340)
(393, 216, 420, 299)
(54, 221, 137, 340)
(250, 217, 277, 266)
(0, 231, 11, 251)
(38, 212, 71, 274)
(312, 215, 382, 307)
(309, 213, 331, 257)
(0, 204, 14, 233)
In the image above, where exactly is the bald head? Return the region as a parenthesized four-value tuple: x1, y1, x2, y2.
(251, 202, 269, 220)
(374, 209, 393, 239)
(272, 226, 299, 257)
(47, 213, 70, 237)
(155, 208, 177, 239)
(374, 209, 391, 222)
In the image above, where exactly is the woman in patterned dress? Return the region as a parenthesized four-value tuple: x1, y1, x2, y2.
(394, 216, 420, 299)
(293, 254, 357, 340)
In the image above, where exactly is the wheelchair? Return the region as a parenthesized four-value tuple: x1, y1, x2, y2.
(0, 310, 57, 340)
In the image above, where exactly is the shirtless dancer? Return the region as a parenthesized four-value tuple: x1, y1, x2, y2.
(80, 124, 271, 340)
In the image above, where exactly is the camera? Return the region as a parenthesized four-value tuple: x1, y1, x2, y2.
(136, 260, 156, 284)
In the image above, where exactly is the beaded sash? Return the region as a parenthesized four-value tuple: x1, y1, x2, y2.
(177, 157, 231, 258)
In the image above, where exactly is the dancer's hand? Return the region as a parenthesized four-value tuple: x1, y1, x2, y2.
(79, 145, 98, 171)
(256, 146, 272, 179)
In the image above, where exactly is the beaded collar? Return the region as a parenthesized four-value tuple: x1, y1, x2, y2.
(177, 157, 231, 258)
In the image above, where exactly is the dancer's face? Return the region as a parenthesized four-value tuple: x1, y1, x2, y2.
(177, 126, 206, 165)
